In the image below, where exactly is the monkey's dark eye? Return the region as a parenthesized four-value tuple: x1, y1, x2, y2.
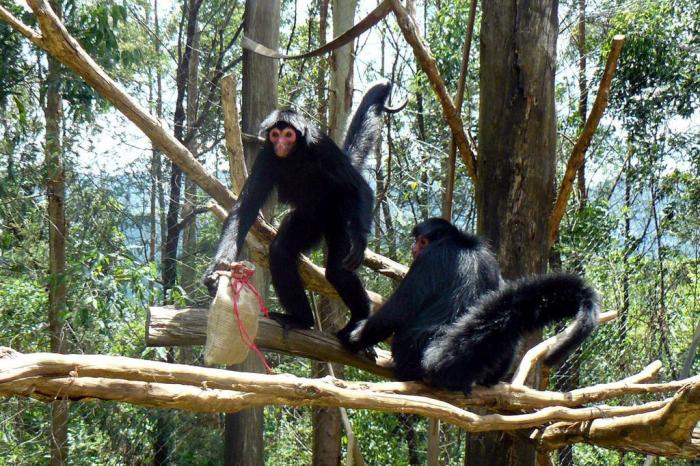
(269, 129, 281, 140)
(281, 129, 296, 140)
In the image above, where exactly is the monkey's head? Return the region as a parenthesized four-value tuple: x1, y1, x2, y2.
(267, 121, 299, 158)
(259, 109, 319, 159)
(411, 217, 459, 258)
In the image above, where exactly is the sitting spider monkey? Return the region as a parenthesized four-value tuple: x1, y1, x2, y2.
(205, 81, 400, 343)
(349, 218, 600, 394)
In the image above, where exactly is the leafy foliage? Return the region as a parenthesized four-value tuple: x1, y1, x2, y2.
(1, 0, 699, 464)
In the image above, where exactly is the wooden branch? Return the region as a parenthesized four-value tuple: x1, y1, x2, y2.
(221, 74, 247, 196)
(2, 349, 699, 458)
(444, 0, 478, 220)
(0, 5, 42, 43)
(390, 0, 477, 183)
(0, 346, 686, 413)
(362, 249, 408, 280)
(512, 311, 618, 386)
(548, 35, 625, 247)
(328, 361, 680, 411)
(146, 304, 700, 409)
(533, 383, 700, 458)
(146, 306, 393, 377)
(241, 0, 392, 59)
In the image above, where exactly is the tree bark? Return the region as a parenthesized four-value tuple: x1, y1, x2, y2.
(224, 1, 280, 465)
(162, 0, 202, 302)
(180, 18, 201, 302)
(4, 349, 700, 459)
(474, 0, 559, 464)
(44, 2, 68, 464)
(314, 4, 357, 460)
(328, 0, 356, 143)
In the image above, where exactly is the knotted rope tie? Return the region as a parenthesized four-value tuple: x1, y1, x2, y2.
(229, 264, 272, 373)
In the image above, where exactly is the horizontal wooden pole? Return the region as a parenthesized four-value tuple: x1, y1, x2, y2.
(147, 306, 393, 378)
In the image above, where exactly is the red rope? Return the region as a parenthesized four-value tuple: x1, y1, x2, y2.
(228, 264, 273, 373)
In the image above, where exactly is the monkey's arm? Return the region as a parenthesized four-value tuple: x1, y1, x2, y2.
(349, 253, 437, 348)
(207, 153, 275, 277)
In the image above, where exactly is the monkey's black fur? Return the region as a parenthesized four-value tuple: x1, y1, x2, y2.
(205, 81, 394, 338)
(348, 218, 502, 380)
(349, 218, 599, 393)
(422, 273, 599, 393)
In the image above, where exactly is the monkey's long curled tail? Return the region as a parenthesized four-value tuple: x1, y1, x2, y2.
(421, 273, 599, 392)
(342, 80, 395, 169)
(508, 273, 600, 366)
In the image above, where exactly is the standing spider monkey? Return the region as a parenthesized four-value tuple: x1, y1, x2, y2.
(205, 81, 399, 343)
(349, 218, 600, 394)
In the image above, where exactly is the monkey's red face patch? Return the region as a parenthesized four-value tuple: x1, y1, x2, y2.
(411, 236, 430, 259)
(269, 127, 297, 158)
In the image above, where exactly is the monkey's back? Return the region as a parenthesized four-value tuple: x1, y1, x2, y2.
(391, 235, 502, 381)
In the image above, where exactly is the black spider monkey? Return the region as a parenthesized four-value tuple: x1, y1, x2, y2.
(205, 81, 399, 341)
(349, 218, 600, 394)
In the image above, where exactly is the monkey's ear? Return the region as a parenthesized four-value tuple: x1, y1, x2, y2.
(301, 125, 311, 143)
(258, 110, 281, 138)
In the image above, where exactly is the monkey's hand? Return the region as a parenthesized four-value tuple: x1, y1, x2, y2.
(336, 320, 376, 360)
(342, 239, 366, 271)
(202, 258, 237, 297)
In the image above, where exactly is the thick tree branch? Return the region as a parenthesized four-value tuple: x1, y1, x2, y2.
(0, 5, 42, 44)
(533, 383, 700, 458)
(548, 35, 625, 247)
(241, 0, 393, 59)
(512, 311, 618, 386)
(146, 306, 392, 377)
(1, 349, 699, 458)
(221, 74, 248, 195)
(144, 303, 694, 411)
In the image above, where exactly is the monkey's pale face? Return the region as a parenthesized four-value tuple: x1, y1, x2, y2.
(269, 127, 297, 158)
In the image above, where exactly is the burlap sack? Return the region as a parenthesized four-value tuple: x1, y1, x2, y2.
(204, 264, 261, 365)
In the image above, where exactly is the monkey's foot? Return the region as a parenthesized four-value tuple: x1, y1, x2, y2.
(335, 324, 376, 360)
(268, 312, 313, 335)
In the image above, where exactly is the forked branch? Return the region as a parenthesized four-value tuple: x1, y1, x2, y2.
(1, 349, 699, 458)
(548, 35, 625, 247)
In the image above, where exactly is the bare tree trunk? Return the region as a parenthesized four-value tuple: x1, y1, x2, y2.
(224, 1, 280, 465)
(575, 0, 588, 208)
(328, 0, 357, 142)
(148, 0, 164, 285)
(162, 0, 202, 302)
(316, 0, 329, 133)
(427, 417, 440, 466)
(651, 181, 673, 376)
(312, 298, 343, 466)
(44, 2, 68, 464)
(181, 20, 201, 302)
(154, 2, 203, 464)
(619, 155, 632, 348)
(472, 0, 559, 464)
(312, 3, 357, 464)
